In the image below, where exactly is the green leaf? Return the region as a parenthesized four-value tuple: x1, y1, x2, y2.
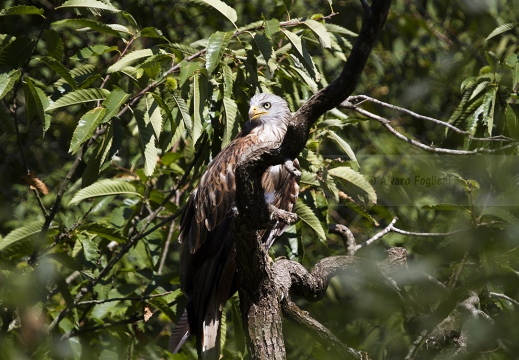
(56, 0, 120, 13)
(107, 48, 155, 73)
(145, 94, 163, 139)
(101, 87, 130, 123)
(70, 107, 107, 154)
(328, 166, 377, 204)
(0, 69, 20, 100)
(77, 232, 98, 262)
(51, 18, 121, 37)
(82, 129, 112, 186)
(84, 223, 125, 243)
(189, 0, 237, 25)
(178, 60, 201, 87)
(205, 31, 233, 73)
(0, 221, 43, 253)
(46, 88, 110, 112)
(44, 29, 65, 61)
(281, 29, 320, 81)
(0, 5, 44, 16)
(253, 33, 276, 73)
(264, 19, 280, 38)
(24, 77, 51, 132)
(422, 203, 465, 211)
(38, 56, 77, 89)
(326, 131, 358, 168)
(304, 19, 331, 49)
(0, 37, 36, 68)
(192, 73, 207, 144)
(72, 45, 118, 60)
(69, 178, 140, 205)
(170, 92, 192, 134)
(481, 207, 519, 226)
(295, 200, 326, 242)
(222, 96, 237, 147)
(135, 97, 159, 177)
(486, 22, 519, 41)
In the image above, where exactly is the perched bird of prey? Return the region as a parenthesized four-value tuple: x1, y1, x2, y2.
(169, 93, 300, 359)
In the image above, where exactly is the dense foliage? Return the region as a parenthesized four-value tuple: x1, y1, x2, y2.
(0, 0, 518, 359)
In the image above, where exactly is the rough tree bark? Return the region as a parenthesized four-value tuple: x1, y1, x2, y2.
(233, 0, 393, 359)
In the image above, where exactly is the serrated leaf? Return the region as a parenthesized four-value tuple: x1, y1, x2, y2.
(326, 131, 358, 168)
(222, 96, 237, 147)
(253, 33, 276, 73)
(189, 0, 237, 25)
(70, 107, 107, 154)
(135, 98, 159, 177)
(145, 94, 162, 139)
(0, 221, 43, 252)
(38, 56, 77, 89)
(107, 48, 154, 73)
(295, 200, 326, 242)
(56, 0, 120, 13)
(171, 92, 192, 134)
(328, 166, 376, 204)
(106, 24, 132, 34)
(325, 23, 358, 37)
(192, 73, 207, 144)
(282, 29, 320, 81)
(169, 43, 200, 56)
(222, 63, 233, 97)
(46, 88, 110, 112)
(52, 18, 121, 37)
(24, 77, 51, 132)
(481, 207, 519, 225)
(70, 178, 140, 205)
(0, 5, 44, 16)
(101, 87, 129, 123)
(0, 37, 35, 68)
(486, 22, 519, 41)
(206, 31, 233, 73)
(44, 29, 65, 61)
(264, 19, 279, 38)
(0, 69, 20, 100)
(304, 19, 331, 49)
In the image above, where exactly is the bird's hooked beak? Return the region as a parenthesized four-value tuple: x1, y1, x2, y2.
(249, 105, 268, 121)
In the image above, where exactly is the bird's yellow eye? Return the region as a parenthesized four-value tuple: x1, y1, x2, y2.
(263, 102, 271, 109)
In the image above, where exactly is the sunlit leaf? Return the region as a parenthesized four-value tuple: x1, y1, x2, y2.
(69, 179, 140, 205)
(56, 0, 120, 13)
(0, 69, 20, 100)
(0, 5, 44, 16)
(205, 31, 233, 73)
(486, 22, 519, 41)
(304, 19, 331, 48)
(188, 0, 237, 25)
(282, 29, 320, 81)
(264, 19, 279, 38)
(46, 88, 110, 112)
(222, 96, 237, 147)
(328, 166, 377, 204)
(326, 131, 358, 168)
(171, 92, 192, 134)
(295, 200, 326, 242)
(69, 107, 107, 154)
(107, 49, 155, 73)
(192, 73, 207, 144)
(0, 221, 43, 253)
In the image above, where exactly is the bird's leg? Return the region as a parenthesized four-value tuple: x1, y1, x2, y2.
(284, 159, 301, 178)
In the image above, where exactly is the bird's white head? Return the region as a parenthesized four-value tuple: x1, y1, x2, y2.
(248, 93, 291, 126)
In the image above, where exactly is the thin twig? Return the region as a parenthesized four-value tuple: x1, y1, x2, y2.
(355, 217, 398, 250)
(158, 219, 176, 275)
(489, 292, 519, 307)
(77, 290, 176, 305)
(342, 103, 519, 154)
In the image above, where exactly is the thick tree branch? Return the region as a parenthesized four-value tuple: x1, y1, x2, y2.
(233, 1, 392, 358)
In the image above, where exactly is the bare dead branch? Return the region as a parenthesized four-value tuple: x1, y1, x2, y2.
(355, 217, 398, 250)
(329, 224, 357, 255)
(342, 102, 519, 154)
(489, 292, 519, 307)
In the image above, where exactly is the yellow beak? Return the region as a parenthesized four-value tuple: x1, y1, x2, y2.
(249, 106, 268, 121)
